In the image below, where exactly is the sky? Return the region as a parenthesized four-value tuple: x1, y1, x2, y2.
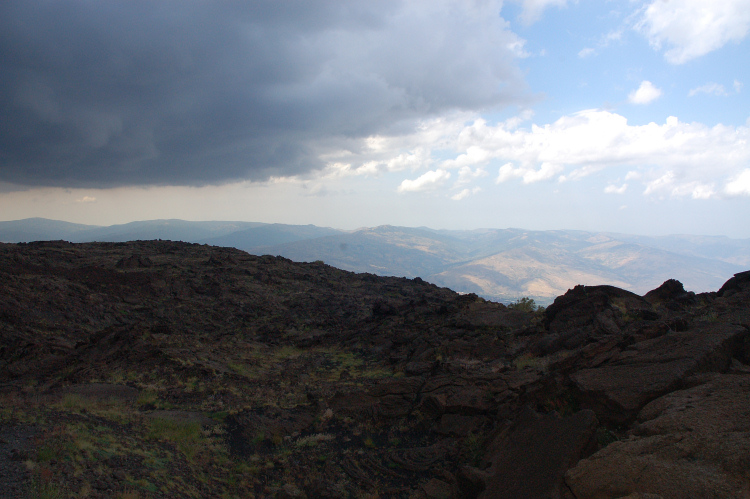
(1, 0, 749, 237)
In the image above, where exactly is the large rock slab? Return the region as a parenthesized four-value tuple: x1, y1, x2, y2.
(543, 285, 657, 351)
(717, 270, 750, 298)
(479, 407, 598, 499)
(566, 373, 750, 499)
(643, 279, 698, 311)
(714, 270, 750, 328)
(571, 324, 747, 423)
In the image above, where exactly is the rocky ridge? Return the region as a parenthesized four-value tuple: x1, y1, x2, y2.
(0, 240, 748, 498)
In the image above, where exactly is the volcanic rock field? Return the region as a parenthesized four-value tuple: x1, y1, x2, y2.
(1, 240, 749, 498)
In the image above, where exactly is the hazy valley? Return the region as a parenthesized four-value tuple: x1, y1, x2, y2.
(2, 218, 747, 305)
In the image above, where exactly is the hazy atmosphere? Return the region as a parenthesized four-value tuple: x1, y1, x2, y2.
(1, 0, 749, 236)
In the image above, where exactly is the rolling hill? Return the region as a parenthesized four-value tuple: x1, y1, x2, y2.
(261, 226, 745, 304)
(1, 218, 746, 304)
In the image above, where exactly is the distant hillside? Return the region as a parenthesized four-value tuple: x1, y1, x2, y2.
(427, 238, 741, 303)
(201, 223, 343, 250)
(0, 217, 102, 242)
(605, 232, 750, 267)
(0, 218, 340, 249)
(1, 218, 746, 304)
(72, 219, 264, 243)
(263, 226, 746, 304)
(257, 226, 470, 277)
(0, 218, 263, 244)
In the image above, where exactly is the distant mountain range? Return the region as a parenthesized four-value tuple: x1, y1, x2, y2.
(2, 218, 747, 304)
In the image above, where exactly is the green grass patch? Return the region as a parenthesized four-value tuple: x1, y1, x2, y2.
(136, 390, 158, 407)
(28, 477, 66, 499)
(272, 345, 304, 360)
(147, 417, 203, 461)
(513, 353, 545, 370)
(209, 410, 230, 422)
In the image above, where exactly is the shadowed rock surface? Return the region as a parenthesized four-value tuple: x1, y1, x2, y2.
(0, 241, 748, 498)
(478, 407, 598, 499)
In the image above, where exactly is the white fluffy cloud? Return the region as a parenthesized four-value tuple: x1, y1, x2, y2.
(496, 162, 563, 184)
(725, 169, 750, 196)
(321, 113, 473, 180)
(397, 169, 451, 193)
(433, 109, 750, 198)
(636, 0, 750, 64)
(628, 81, 663, 104)
(325, 106, 750, 200)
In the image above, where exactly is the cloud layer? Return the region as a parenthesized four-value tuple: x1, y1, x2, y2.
(375, 109, 750, 199)
(397, 169, 451, 193)
(0, 0, 526, 188)
(637, 0, 750, 64)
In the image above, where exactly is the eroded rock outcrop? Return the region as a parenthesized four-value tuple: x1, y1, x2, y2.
(540, 284, 658, 353)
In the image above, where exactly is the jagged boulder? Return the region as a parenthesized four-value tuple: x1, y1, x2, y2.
(643, 279, 696, 310)
(717, 270, 750, 298)
(542, 285, 657, 352)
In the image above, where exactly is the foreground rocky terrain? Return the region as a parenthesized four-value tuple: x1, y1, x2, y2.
(0, 240, 748, 498)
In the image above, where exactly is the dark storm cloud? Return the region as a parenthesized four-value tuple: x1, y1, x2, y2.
(0, 0, 527, 188)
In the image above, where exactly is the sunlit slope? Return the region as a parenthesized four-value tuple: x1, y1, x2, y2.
(261, 225, 471, 277)
(427, 246, 632, 303)
(266, 227, 745, 303)
(428, 238, 741, 303)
